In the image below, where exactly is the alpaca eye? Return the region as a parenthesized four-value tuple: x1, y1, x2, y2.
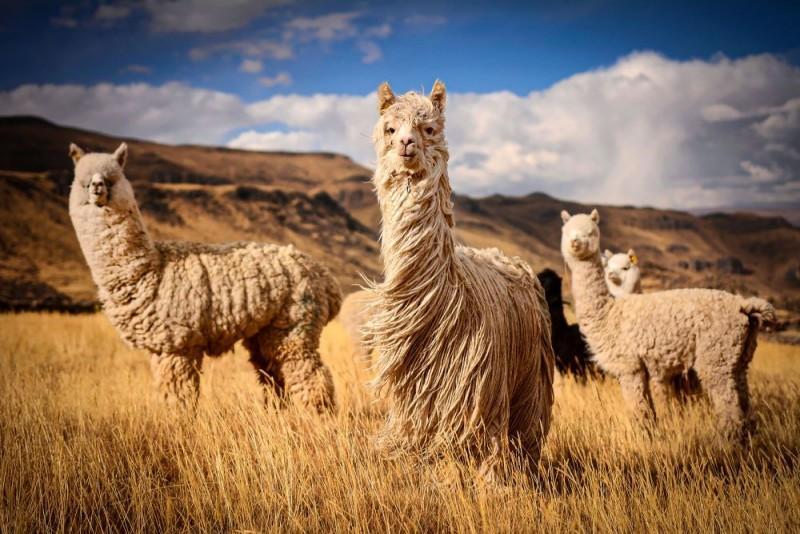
(425, 126, 434, 135)
(387, 127, 395, 134)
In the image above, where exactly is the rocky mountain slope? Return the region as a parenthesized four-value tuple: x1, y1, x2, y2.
(1, 116, 798, 320)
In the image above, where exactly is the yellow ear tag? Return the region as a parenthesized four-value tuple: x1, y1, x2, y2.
(630, 254, 638, 265)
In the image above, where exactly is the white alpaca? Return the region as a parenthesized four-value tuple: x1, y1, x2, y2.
(602, 249, 641, 298)
(68, 143, 341, 412)
(363, 81, 554, 480)
(560, 209, 774, 442)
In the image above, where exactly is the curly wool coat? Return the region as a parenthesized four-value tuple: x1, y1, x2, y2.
(560, 210, 775, 441)
(68, 143, 341, 412)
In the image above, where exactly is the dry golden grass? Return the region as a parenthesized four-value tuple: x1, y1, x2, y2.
(1, 313, 799, 532)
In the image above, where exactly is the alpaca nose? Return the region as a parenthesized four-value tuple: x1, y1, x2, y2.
(400, 136, 414, 147)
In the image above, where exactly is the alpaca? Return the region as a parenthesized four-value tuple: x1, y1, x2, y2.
(68, 143, 340, 412)
(560, 209, 775, 442)
(362, 81, 555, 480)
(338, 289, 373, 363)
(602, 249, 641, 298)
(602, 249, 702, 400)
(536, 269, 598, 381)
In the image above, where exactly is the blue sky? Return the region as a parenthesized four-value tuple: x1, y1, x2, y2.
(0, 1, 799, 208)
(3, 1, 798, 95)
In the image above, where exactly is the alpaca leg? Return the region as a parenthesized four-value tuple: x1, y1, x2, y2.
(649, 376, 675, 413)
(618, 370, 656, 428)
(253, 324, 335, 413)
(696, 330, 756, 444)
(150, 353, 202, 409)
(703, 375, 750, 444)
(243, 335, 285, 405)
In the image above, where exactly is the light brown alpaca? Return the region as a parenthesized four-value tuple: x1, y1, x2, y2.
(362, 81, 555, 480)
(68, 143, 340, 412)
(561, 210, 775, 442)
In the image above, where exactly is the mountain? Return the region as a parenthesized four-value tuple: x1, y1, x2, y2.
(1, 116, 798, 320)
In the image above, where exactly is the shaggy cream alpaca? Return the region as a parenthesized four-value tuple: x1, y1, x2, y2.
(560, 209, 775, 442)
(362, 81, 555, 479)
(602, 249, 641, 298)
(68, 143, 340, 412)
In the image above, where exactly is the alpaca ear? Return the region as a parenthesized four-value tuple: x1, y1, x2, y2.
(590, 209, 600, 223)
(69, 143, 85, 165)
(560, 210, 571, 224)
(113, 142, 128, 168)
(628, 249, 638, 265)
(430, 80, 446, 113)
(377, 82, 395, 114)
(604, 249, 613, 259)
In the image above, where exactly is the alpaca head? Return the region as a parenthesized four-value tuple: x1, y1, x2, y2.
(69, 143, 135, 211)
(373, 80, 448, 185)
(602, 249, 641, 296)
(560, 209, 601, 262)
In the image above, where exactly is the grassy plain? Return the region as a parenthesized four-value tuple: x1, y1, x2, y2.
(1, 312, 798, 532)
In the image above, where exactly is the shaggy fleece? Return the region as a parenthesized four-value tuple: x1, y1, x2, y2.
(363, 81, 555, 480)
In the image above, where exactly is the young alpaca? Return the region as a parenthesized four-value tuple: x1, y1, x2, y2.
(363, 81, 555, 480)
(536, 269, 598, 381)
(560, 209, 774, 442)
(602, 249, 641, 298)
(68, 143, 340, 412)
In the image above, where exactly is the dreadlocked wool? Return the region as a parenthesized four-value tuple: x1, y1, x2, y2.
(362, 81, 555, 480)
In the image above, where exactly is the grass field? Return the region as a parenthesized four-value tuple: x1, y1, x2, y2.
(1, 312, 799, 532)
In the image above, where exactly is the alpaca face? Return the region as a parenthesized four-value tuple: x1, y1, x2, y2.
(602, 249, 641, 296)
(560, 209, 601, 262)
(373, 81, 448, 184)
(69, 143, 135, 210)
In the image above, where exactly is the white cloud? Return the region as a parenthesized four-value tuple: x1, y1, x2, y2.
(286, 12, 361, 42)
(0, 82, 249, 144)
(364, 23, 391, 38)
(239, 59, 263, 73)
(3, 52, 799, 208)
(228, 130, 319, 151)
(357, 41, 382, 64)
(258, 72, 292, 87)
(190, 39, 293, 61)
(143, 0, 284, 32)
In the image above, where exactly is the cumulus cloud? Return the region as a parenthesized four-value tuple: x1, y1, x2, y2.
(0, 82, 250, 144)
(3, 52, 798, 208)
(228, 130, 319, 151)
(258, 72, 292, 87)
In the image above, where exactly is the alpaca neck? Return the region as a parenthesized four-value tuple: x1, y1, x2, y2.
(73, 203, 159, 305)
(377, 165, 457, 297)
(569, 254, 613, 326)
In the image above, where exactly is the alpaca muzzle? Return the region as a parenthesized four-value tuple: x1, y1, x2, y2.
(608, 272, 622, 286)
(88, 178, 108, 206)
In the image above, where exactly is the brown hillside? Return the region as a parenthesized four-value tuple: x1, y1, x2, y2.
(0, 116, 798, 314)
